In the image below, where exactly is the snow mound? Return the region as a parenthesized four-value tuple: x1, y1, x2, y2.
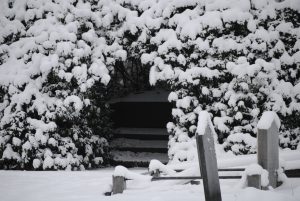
(113, 166, 151, 181)
(149, 159, 176, 176)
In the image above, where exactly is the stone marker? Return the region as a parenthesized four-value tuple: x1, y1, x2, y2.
(112, 176, 126, 194)
(247, 175, 261, 189)
(257, 112, 280, 188)
(196, 111, 222, 201)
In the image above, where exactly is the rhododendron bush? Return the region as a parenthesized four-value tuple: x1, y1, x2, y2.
(0, 0, 299, 169)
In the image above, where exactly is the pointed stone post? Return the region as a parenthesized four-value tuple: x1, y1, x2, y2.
(257, 111, 280, 188)
(196, 111, 222, 201)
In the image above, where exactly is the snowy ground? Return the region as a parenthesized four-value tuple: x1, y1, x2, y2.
(0, 168, 300, 201)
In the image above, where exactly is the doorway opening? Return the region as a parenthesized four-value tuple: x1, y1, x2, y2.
(109, 89, 172, 167)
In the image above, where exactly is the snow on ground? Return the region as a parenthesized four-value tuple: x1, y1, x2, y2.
(164, 149, 300, 171)
(0, 168, 300, 201)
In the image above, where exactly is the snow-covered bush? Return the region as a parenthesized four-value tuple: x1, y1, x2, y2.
(99, 0, 172, 96)
(139, 0, 300, 159)
(0, 0, 113, 170)
(1, 0, 300, 168)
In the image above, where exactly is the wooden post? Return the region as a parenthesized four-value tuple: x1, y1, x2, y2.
(247, 175, 261, 189)
(112, 176, 126, 194)
(196, 111, 222, 201)
(257, 112, 280, 188)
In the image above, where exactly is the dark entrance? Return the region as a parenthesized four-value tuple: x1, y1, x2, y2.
(110, 89, 172, 167)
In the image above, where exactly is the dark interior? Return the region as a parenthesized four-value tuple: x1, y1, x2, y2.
(111, 102, 172, 128)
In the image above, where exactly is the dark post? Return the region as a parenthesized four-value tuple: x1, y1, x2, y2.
(152, 169, 160, 177)
(247, 175, 261, 189)
(112, 176, 126, 194)
(196, 112, 222, 201)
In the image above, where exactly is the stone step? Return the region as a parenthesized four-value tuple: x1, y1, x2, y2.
(111, 150, 169, 167)
(111, 138, 168, 153)
(114, 127, 169, 140)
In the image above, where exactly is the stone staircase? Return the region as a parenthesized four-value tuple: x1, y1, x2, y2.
(110, 90, 171, 167)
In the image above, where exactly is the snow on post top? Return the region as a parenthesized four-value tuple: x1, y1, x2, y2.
(196, 111, 214, 136)
(113, 165, 128, 177)
(257, 111, 281, 130)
